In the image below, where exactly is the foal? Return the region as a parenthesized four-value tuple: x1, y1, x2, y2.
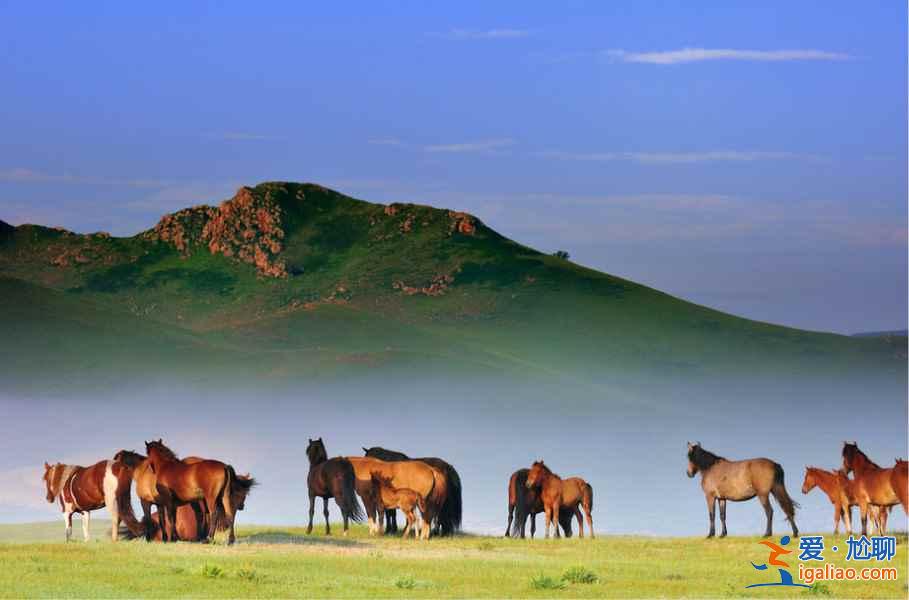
(370, 472, 425, 539)
(525, 461, 594, 539)
(801, 467, 857, 534)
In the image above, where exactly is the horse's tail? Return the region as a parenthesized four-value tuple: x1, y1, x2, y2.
(210, 465, 237, 534)
(331, 459, 365, 523)
(511, 470, 530, 538)
(584, 482, 594, 513)
(116, 488, 146, 539)
(772, 463, 799, 523)
(435, 465, 462, 536)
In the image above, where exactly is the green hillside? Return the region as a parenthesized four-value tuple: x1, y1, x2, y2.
(0, 182, 903, 387)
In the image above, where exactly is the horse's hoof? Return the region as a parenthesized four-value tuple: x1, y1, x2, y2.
(706, 534, 715, 539)
(719, 533, 727, 538)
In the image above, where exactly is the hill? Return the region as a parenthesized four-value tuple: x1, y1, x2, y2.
(0, 181, 904, 389)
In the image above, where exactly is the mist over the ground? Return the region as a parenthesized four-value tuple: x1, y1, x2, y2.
(3, 369, 904, 537)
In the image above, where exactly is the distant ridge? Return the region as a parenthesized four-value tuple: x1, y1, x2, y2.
(852, 329, 908, 338)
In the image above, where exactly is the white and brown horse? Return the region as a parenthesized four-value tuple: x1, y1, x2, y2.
(42, 459, 144, 542)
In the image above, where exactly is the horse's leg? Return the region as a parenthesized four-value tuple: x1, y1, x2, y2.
(306, 493, 315, 534)
(167, 503, 179, 542)
(881, 507, 889, 534)
(82, 510, 91, 542)
(758, 494, 773, 538)
(64, 509, 73, 542)
(190, 502, 205, 541)
(575, 507, 584, 539)
(529, 513, 535, 539)
(833, 504, 841, 535)
(552, 503, 561, 539)
(843, 505, 852, 535)
(141, 500, 153, 541)
(323, 497, 331, 536)
(858, 500, 869, 536)
(705, 493, 717, 538)
(402, 509, 412, 538)
(155, 504, 168, 542)
(718, 499, 727, 538)
(584, 502, 594, 539)
(505, 502, 514, 538)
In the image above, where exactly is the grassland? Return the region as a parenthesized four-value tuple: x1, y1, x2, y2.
(1, 522, 905, 598)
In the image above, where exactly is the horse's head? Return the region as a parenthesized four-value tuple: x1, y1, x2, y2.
(686, 442, 702, 478)
(526, 460, 547, 489)
(145, 439, 177, 466)
(801, 467, 817, 494)
(369, 470, 393, 489)
(42, 462, 58, 503)
(231, 474, 257, 511)
(306, 437, 327, 465)
(841, 441, 859, 473)
(113, 449, 145, 468)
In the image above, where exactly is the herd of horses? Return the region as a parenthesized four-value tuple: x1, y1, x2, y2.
(40, 439, 906, 544)
(686, 441, 908, 538)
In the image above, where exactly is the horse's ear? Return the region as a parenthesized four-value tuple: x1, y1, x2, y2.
(318, 437, 322, 442)
(308, 438, 312, 443)
(44, 461, 50, 470)
(686, 441, 693, 450)
(363, 447, 369, 453)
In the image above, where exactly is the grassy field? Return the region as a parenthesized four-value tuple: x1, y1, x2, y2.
(1, 522, 905, 598)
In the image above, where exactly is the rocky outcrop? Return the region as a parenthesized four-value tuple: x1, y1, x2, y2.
(447, 211, 476, 235)
(144, 187, 288, 278)
(393, 273, 454, 296)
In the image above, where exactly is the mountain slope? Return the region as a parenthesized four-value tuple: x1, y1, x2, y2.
(0, 182, 904, 389)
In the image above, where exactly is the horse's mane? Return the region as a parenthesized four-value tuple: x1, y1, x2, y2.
(234, 474, 257, 492)
(843, 443, 880, 469)
(531, 460, 557, 478)
(364, 447, 410, 461)
(688, 446, 725, 470)
(146, 441, 178, 461)
(114, 450, 146, 468)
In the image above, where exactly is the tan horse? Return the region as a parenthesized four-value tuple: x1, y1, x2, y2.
(525, 461, 594, 539)
(842, 442, 903, 535)
(42, 459, 144, 542)
(687, 442, 798, 538)
(370, 472, 426, 539)
(145, 440, 237, 544)
(338, 449, 446, 540)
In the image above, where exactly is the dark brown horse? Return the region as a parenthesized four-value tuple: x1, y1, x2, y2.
(363, 446, 462, 536)
(507, 468, 575, 538)
(523, 460, 594, 539)
(842, 442, 903, 534)
(42, 459, 144, 542)
(370, 472, 426, 539)
(145, 439, 237, 544)
(305, 438, 365, 536)
(687, 442, 798, 538)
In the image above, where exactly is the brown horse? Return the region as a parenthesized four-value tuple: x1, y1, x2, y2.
(842, 442, 903, 534)
(145, 439, 237, 544)
(893, 459, 908, 513)
(328, 442, 445, 540)
(800, 466, 885, 534)
(507, 468, 575, 538)
(305, 438, 365, 536)
(370, 472, 426, 539)
(687, 442, 798, 538)
(524, 461, 594, 539)
(144, 462, 256, 542)
(362, 446, 462, 536)
(113, 449, 193, 542)
(42, 459, 144, 542)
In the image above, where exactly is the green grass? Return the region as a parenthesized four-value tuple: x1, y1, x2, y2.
(0, 523, 905, 598)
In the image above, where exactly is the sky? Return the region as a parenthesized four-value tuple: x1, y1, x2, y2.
(0, 1, 906, 333)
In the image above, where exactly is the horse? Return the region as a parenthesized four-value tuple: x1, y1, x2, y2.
(144, 439, 237, 544)
(305, 438, 365, 536)
(306, 440, 444, 540)
(42, 459, 144, 542)
(144, 462, 256, 542)
(114, 449, 193, 542)
(507, 468, 575, 538)
(687, 442, 798, 538)
(841, 442, 903, 534)
(523, 461, 594, 539)
(370, 472, 426, 539)
(800, 466, 885, 535)
(893, 459, 908, 513)
(363, 446, 462, 536)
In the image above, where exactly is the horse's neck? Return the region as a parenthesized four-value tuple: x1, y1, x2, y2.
(542, 470, 561, 488)
(55, 465, 78, 497)
(812, 471, 840, 498)
(853, 453, 880, 474)
(378, 484, 396, 504)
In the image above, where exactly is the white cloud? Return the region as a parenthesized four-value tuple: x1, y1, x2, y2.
(367, 138, 406, 147)
(436, 28, 532, 40)
(538, 150, 816, 164)
(209, 132, 282, 141)
(424, 139, 515, 154)
(606, 48, 853, 65)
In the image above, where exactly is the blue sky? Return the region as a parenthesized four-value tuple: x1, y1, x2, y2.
(1, 1, 906, 333)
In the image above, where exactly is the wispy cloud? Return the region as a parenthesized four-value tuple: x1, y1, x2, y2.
(434, 28, 532, 40)
(424, 139, 515, 154)
(538, 150, 817, 164)
(0, 167, 171, 188)
(367, 138, 406, 147)
(606, 48, 853, 65)
(209, 132, 282, 141)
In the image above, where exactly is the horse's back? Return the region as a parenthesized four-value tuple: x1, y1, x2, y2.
(560, 477, 588, 506)
(705, 458, 778, 499)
